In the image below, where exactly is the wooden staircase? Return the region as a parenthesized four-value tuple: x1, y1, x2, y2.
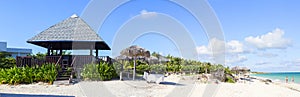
(55, 56, 76, 84)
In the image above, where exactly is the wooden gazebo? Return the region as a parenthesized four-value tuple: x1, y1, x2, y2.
(17, 14, 111, 81)
(27, 14, 110, 56)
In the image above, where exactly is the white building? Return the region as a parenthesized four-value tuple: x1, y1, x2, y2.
(0, 42, 32, 58)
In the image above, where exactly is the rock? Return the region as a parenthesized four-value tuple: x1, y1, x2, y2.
(266, 79, 272, 83)
(37, 82, 43, 85)
(54, 84, 59, 87)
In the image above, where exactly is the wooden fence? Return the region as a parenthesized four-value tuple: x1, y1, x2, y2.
(16, 55, 111, 67)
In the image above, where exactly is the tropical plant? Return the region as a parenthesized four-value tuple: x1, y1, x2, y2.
(181, 65, 201, 74)
(81, 62, 118, 81)
(0, 68, 7, 84)
(98, 62, 118, 81)
(136, 64, 150, 74)
(225, 76, 235, 83)
(81, 64, 100, 81)
(149, 64, 166, 73)
(112, 62, 123, 74)
(0, 63, 58, 85)
(21, 66, 34, 84)
(0, 52, 15, 68)
(43, 64, 58, 84)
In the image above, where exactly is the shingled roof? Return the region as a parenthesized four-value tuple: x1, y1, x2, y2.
(27, 14, 110, 50)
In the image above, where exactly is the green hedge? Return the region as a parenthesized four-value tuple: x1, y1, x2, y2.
(136, 64, 150, 74)
(226, 76, 235, 83)
(150, 64, 166, 73)
(0, 63, 58, 85)
(81, 62, 118, 81)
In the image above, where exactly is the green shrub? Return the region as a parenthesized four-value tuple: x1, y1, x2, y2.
(112, 62, 123, 74)
(0, 57, 16, 69)
(33, 65, 44, 82)
(81, 64, 100, 81)
(136, 64, 150, 74)
(21, 66, 34, 84)
(81, 62, 118, 81)
(7, 67, 22, 84)
(226, 76, 235, 83)
(181, 65, 201, 74)
(150, 64, 166, 73)
(98, 62, 118, 81)
(0, 68, 7, 84)
(0, 63, 58, 85)
(42, 64, 58, 84)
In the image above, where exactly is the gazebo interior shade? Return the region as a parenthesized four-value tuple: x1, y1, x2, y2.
(28, 41, 110, 50)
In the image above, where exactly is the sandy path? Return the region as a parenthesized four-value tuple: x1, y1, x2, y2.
(1, 75, 300, 97)
(0, 83, 84, 97)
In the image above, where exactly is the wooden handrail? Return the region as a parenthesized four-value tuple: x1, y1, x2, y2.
(55, 56, 62, 66)
(71, 56, 77, 67)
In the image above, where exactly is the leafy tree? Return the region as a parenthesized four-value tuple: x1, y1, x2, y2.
(0, 52, 15, 68)
(28, 52, 46, 60)
(28, 51, 72, 60)
(151, 52, 160, 58)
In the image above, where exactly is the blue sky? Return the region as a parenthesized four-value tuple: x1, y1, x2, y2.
(0, 0, 299, 72)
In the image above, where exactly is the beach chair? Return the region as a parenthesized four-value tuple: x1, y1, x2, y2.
(143, 72, 164, 84)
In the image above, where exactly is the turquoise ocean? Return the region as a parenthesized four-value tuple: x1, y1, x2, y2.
(252, 72, 300, 84)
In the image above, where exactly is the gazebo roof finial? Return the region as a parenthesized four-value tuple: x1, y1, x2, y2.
(71, 14, 78, 18)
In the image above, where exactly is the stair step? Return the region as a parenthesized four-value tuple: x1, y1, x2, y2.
(61, 68, 73, 71)
(59, 71, 72, 73)
(56, 77, 70, 80)
(53, 80, 71, 85)
(58, 75, 71, 77)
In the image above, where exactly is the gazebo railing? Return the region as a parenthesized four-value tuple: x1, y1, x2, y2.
(16, 56, 46, 67)
(46, 56, 61, 64)
(16, 56, 62, 67)
(16, 55, 112, 67)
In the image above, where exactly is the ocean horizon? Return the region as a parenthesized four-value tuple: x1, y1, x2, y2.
(252, 72, 300, 84)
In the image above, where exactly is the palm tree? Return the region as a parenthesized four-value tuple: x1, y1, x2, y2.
(120, 45, 150, 80)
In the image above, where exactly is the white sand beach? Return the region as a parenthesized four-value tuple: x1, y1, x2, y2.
(1, 75, 300, 97)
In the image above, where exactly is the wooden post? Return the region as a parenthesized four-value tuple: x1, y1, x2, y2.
(55, 50, 58, 55)
(60, 49, 63, 55)
(59, 42, 62, 56)
(96, 49, 99, 57)
(90, 49, 93, 56)
(47, 46, 51, 56)
(51, 49, 54, 56)
(90, 45, 94, 56)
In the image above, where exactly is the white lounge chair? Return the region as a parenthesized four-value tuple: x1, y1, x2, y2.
(143, 72, 164, 84)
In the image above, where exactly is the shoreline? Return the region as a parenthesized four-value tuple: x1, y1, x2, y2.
(250, 72, 300, 83)
(250, 75, 300, 92)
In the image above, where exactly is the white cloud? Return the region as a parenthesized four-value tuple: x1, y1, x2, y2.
(196, 45, 211, 55)
(226, 55, 248, 64)
(281, 59, 300, 66)
(197, 38, 250, 65)
(245, 28, 291, 49)
(140, 10, 157, 18)
(294, 59, 300, 64)
(255, 61, 271, 65)
(227, 40, 248, 53)
(257, 52, 278, 58)
(197, 39, 248, 55)
(196, 38, 225, 55)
